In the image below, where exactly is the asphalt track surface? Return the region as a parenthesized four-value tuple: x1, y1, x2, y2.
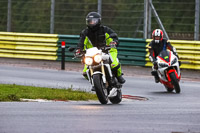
(0, 65, 200, 133)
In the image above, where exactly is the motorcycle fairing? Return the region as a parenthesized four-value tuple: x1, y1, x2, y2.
(157, 50, 171, 64)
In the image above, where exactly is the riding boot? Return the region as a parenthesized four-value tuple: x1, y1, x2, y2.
(112, 65, 126, 84)
(154, 75, 159, 83)
(82, 72, 88, 80)
(91, 86, 95, 91)
(151, 71, 159, 83)
(117, 75, 126, 84)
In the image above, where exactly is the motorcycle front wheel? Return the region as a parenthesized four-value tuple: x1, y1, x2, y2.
(109, 89, 122, 104)
(164, 85, 174, 93)
(93, 74, 108, 104)
(169, 72, 181, 93)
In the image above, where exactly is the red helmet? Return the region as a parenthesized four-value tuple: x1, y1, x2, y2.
(152, 29, 163, 43)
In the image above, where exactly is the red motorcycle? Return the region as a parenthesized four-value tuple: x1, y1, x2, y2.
(152, 50, 181, 93)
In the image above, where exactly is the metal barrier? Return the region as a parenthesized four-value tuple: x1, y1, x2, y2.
(57, 35, 147, 66)
(0, 32, 200, 70)
(117, 37, 147, 66)
(57, 35, 79, 62)
(145, 39, 200, 70)
(0, 32, 58, 60)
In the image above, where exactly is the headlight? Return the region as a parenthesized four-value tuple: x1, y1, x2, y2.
(159, 63, 168, 68)
(94, 54, 102, 63)
(171, 58, 177, 65)
(84, 57, 93, 66)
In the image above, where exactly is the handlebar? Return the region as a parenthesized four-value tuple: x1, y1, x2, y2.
(69, 46, 113, 59)
(100, 46, 111, 52)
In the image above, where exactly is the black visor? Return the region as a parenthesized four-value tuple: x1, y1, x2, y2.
(86, 18, 99, 27)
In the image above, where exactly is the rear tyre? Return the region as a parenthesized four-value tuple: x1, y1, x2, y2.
(109, 89, 122, 104)
(93, 74, 108, 104)
(169, 72, 181, 93)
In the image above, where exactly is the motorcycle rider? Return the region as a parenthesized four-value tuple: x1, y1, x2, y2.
(148, 29, 179, 83)
(76, 12, 126, 85)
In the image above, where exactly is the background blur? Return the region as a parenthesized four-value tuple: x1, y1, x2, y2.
(0, 0, 198, 40)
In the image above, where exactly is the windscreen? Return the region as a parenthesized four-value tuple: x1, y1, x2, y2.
(158, 50, 170, 62)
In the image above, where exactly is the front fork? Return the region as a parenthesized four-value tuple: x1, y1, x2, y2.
(87, 61, 107, 86)
(100, 61, 107, 83)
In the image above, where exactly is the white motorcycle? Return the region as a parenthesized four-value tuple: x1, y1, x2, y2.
(153, 50, 181, 93)
(69, 46, 122, 104)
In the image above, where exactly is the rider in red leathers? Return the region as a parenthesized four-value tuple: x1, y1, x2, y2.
(148, 29, 179, 83)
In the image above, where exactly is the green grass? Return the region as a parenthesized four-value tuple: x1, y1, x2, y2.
(0, 84, 97, 102)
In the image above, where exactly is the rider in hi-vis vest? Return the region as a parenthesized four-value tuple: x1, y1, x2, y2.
(76, 12, 125, 84)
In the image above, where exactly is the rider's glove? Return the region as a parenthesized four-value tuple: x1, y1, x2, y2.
(75, 49, 81, 56)
(174, 53, 179, 59)
(110, 41, 117, 48)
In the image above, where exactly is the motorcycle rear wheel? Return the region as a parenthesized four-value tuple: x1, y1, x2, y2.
(109, 89, 122, 104)
(93, 74, 108, 104)
(169, 72, 181, 93)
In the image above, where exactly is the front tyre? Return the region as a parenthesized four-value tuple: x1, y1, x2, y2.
(169, 72, 181, 93)
(93, 74, 108, 104)
(109, 89, 122, 104)
(164, 85, 174, 92)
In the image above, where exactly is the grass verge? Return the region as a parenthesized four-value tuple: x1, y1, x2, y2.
(0, 84, 97, 102)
